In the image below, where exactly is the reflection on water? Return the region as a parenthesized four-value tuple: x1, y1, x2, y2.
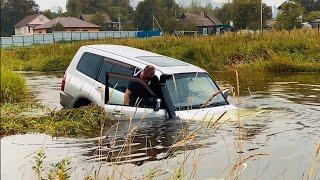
(2, 72, 320, 179)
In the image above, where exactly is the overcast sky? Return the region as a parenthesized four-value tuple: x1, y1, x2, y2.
(34, 0, 287, 12)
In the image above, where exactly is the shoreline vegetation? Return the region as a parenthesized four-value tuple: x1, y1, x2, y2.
(1, 29, 320, 73)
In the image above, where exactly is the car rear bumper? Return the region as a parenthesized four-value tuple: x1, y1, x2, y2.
(60, 91, 74, 108)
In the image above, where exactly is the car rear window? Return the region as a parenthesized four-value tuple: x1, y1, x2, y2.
(76, 52, 103, 79)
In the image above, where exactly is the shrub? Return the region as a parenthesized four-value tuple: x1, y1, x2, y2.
(0, 68, 28, 103)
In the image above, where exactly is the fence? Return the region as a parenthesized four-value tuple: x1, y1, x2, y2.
(0, 31, 161, 48)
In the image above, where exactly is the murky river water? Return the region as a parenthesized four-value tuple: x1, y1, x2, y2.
(1, 71, 319, 179)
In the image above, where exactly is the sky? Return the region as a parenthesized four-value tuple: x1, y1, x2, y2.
(34, 0, 287, 12)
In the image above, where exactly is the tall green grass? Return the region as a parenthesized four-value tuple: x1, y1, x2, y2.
(1, 29, 320, 72)
(0, 68, 28, 103)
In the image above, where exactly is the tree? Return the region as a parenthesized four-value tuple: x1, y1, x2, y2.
(52, 23, 65, 31)
(90, 12, 109, 31)
(134, 0, 181, 32)
(304, 11, 320, 21)
(213, 3, 232, 24)
(276, 2, 304, 30)
(231, 0, 271, 30)
(213, 0, 271, 30)
(66, 0, 111, 16)
(134, 0, 165, 31)
(66, 0, 134, 30)
(298, 0, 320, 11)
(1, 0, 39, 36)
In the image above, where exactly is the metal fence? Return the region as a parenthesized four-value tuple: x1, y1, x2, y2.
(0, 31, 161, 48)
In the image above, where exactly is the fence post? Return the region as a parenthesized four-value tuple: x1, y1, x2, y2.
(32, 34, 35, 45)
(43, 34, 44, 44)
(318, 24, 319, 36)
(22, 36, 24, 46)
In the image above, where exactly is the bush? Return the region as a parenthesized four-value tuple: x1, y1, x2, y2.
(0, 69, 28, 103)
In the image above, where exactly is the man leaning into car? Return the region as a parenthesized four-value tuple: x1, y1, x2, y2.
(124, 65, 155, 107)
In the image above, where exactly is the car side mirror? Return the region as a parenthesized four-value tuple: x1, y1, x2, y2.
(154, 98, 161, 111)
(222, 89, 229, 99)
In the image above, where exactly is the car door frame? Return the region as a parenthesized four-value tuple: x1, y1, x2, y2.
(104, 72, 167, 120)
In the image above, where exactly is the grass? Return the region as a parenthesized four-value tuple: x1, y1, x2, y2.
(0, 105, 113, 137)
(1, 29, 319, 72)
(0, 68, 29, 103)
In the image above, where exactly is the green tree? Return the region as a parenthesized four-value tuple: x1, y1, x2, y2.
(1, 0, 39, 36)
(304, 11, 320, 21)
(66, 0, 111, 16)
(298, 0, 320, 11)
(213, 3, 232, 24)
(90, 12, 109, 31)
(52, 23, 65, 31)
(276, 2, 304, 30)
(66, 0, 134, 30)
(134, 0, 164, 31)
(231, 0, 270, 30)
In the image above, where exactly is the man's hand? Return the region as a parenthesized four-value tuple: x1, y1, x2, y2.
(124, 89, 132, 105)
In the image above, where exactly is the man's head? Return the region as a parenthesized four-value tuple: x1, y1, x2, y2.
(140, 65, 155, 82)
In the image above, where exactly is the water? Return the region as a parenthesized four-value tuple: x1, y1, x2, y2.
(1, 72, 319, 179)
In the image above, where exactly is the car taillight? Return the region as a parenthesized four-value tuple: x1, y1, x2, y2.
(61, 75, 66, 91)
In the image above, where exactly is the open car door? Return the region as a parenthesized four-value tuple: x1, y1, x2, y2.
(104, 73, 167, 120)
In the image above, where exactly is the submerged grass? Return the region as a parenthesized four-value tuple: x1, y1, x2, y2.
(1, 29, 319, 72)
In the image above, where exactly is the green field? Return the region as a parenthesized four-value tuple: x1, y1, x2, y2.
(1, 29, 320, 72)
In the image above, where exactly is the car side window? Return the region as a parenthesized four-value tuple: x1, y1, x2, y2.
(106, 73, 155, 108)
(97, 58, 134, 85)
(76, 52, 103, 79)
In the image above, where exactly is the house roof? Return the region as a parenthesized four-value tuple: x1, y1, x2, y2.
(14, 14, 45, 28)
(80, 14, 112, 24)
(206, 14, 222, 25)
(34, 17, 100, 30)
(181, 13, 221, 27)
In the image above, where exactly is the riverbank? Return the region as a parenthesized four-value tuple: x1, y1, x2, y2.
(1, 29, 319, 72)
(0, 69, 112, 137)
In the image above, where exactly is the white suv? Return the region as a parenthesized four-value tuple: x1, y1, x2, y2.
(60, 45, 235, 120)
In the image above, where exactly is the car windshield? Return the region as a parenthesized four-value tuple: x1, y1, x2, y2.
(165, 73, 228, 110)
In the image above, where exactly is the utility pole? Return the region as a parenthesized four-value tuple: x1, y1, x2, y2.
(261, 0, 263, 35)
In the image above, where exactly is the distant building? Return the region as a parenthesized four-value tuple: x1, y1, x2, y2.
(33, 17, 100, 34)
(308, 16, 320, 29)
(265, 19, 277, 29)
(179, 12, 223, 35)
(14, 14, 50, 36)
(80, 14, 120, 31)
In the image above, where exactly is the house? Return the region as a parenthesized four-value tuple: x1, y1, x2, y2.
(80, 14, 120, 31)
(14, 14, 50, 35)
(309, 17, 320, 29)
(265, 19, 277, 29)
(179, 12, 222, 35)
(33, 17, 100, 34)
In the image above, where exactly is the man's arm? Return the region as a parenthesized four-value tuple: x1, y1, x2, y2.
(124, 89, 132, 105)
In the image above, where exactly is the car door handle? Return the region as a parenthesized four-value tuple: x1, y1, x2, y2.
(95, 86, 103, 91)
(111, 110, 125, 116)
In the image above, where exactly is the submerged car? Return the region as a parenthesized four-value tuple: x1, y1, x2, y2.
(60, 45, 235, 120)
